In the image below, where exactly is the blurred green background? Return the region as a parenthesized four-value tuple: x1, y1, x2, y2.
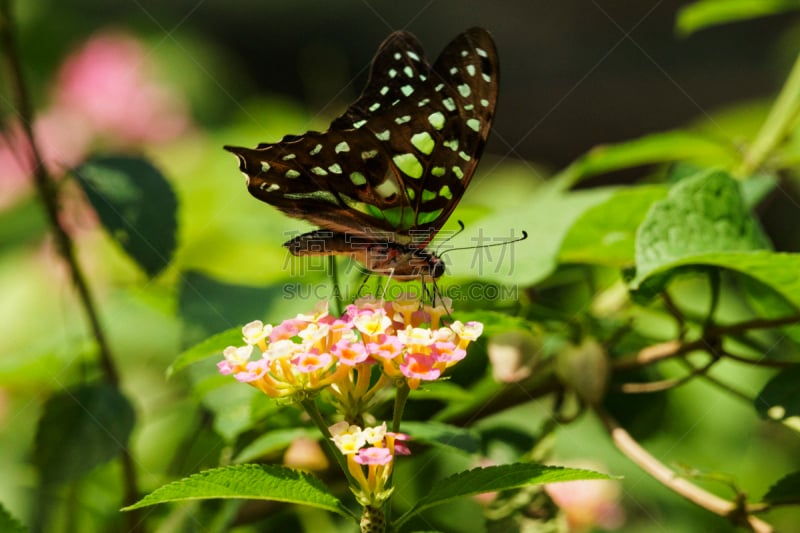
(2, 1, 800, 532)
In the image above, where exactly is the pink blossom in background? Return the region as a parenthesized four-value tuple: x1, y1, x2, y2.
(544, 463, 625, 532)
(54, 31, 190, 144)
(0, 30, 192, 211)
(0, 109, 92, 210)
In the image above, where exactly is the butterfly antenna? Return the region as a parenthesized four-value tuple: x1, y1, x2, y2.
(438, 230, 528, 260)
(434, 220, 466, 255)
(355, 271, 372, 301)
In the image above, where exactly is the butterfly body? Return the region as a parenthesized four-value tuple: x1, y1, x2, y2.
(226, 27, 499, 280)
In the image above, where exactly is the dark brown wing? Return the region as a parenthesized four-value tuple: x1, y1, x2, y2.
(225, 27, 499, 246)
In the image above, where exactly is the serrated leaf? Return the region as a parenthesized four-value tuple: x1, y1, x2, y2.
(0, 503, 27, 533)
(633, 169, 770, 285)
(400, 421, 481, 455)
(676, 0, 800, 36)
(234, 428, 319, 463)
(763, 471, 800, 504)
(168, 326, 244, 377)
(123, 464, 352, 520)
(630, 251, 800, 309)
(73, 155, 177, 277)
(755, 365, 800, 431)
(558, 131, 736, 186)
(560, 185, 667, 267)
(394, 464, 611, 528)
(34, 383, 135, 485)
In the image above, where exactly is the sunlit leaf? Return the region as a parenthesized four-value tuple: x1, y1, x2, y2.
(557, 131, 736, 186)
(73, 155, 177, 277)
(123, 464, 353, 520)
(394, 464, 612, 528)
(677, 0, 800, 36)
(633, 169, 770, 285)
(34, 383, 135, 485)
(560, 185, 667, 267)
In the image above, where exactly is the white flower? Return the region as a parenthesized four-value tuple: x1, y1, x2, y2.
(242, 320, 272, 345)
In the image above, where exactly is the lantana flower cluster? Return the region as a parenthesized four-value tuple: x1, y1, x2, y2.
(218, 297, 483, 415)
(329, 421, 410, 505)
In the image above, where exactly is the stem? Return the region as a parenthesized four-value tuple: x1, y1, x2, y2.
(736, 51, 800, 177)
(300, 398, 357, 487)
(391, 381, 410, 433)
(0, 2, 142, 529)
(595, 408, 773, 532)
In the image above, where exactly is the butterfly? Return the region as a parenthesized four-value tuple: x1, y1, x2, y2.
(225, 27, 498, 281)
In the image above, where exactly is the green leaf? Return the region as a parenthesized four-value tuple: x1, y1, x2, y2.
(630, 251, 800, 308)
(633, 169, 770, 285)
(168, 326, 244, 377)
(73, 155, 177, 277)
(400, 421, 481, 455)
(677, 0, 800, 36)
(234, 428, 319, 463)
(763, 471, 800, 504)
(0, 503, 27, 533)
(464, 183, 615, 286)
(394, 464, 611, 528)
(755, 365, 800, 432)
(123, 464, 353, 520)
(560, 185, 668, 267)
(557, 131, 736, 186)
(34, 383, 135, 485)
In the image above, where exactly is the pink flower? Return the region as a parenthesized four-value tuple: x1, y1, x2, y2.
(233, 359, 269, 383)
(399, 353, 441, 381)
(544, 462, 625, 532)
(354, 446, 393, 465)
(270, 318, 306, 341)
(431, 341, 466, 364)
(291, 350, 333, 373)
(332, 339, 369, 366)
(54, 31, 190, 144)
(366, 334, 403, 360)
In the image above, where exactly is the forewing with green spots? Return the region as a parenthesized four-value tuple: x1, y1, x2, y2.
(226, 28, 498, 248)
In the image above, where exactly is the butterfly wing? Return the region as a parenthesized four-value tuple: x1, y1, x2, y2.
(225, 27, 499, 247)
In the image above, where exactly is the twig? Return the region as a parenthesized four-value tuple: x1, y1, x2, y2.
(616, 354, 719, 393)
(710, 315, 800, 336)
(0, 2, 142, 529)
(595, 408, 773, 532)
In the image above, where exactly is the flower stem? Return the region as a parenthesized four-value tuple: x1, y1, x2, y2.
(391, 381, 410, 433)
(736, 51, 800, 177)
(300, 398, 357, 487)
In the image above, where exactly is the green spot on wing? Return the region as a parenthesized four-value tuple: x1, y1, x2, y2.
(350, 172, 367, 186)
(393, 153, 423, 179)
(467, 118, 480, 132)
(422, 189, 438, 202)
(439, 185, 453, 200)
(428, 112, 445, 130)
(286, 169, 301, 179)
(411, 132, 435, 155)
(382, 206, 418, 230)
(417, 209, 443, 225)
(452, 166, 464, 179)
(431, 166, 446, 177)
